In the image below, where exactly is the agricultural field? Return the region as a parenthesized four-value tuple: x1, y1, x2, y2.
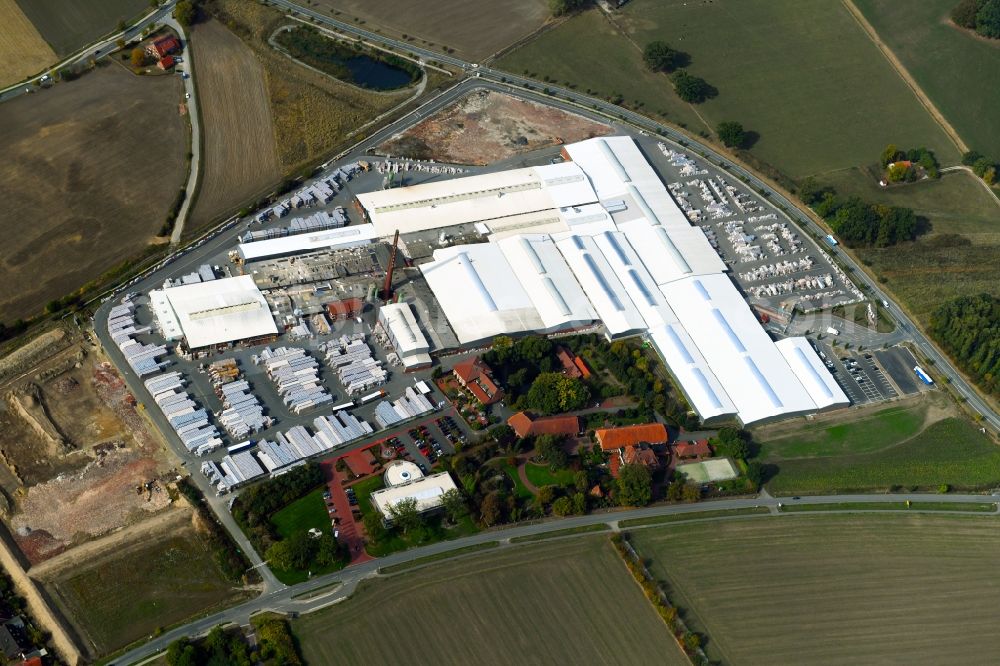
(824, 168, 1000, 324)
(188, 19, 281, 231)
(0, 64, 186, 321)
(314, 0, 549, 61)
(755, 395, 1000, 493)
(292, 536, 688, 665)
(44, 523, 249, 657)
(378, 89, 611, 165)
(631, 515, 1000, 665)
(14, 0, 148, 57)
(855, 0, 1000, 160)
(203, 0, 416, 176)
(0, 0, 56, 87)
(499, 0, 962, 178)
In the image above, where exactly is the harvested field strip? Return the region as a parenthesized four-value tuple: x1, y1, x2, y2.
(188, 19, 280, 231)
(378, 542, 499, 574)
(632, 515, 1000, 664)
(779, 501, 997, 513)
(14, 0, 148, 57)
(0, 0, 56, 87)
(293, 536, 688, 665)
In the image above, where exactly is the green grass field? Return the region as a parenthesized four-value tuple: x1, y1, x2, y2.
(292, 536, 688, 665)
(631, 514, 1000, 664)
(523, 462, 576, 488)
(854, 0, 1000, 159)
(822, 168, 1000, 325)
(780, 501, 996, 513)
(271, 487, 330, 540)
(498, 1, 960, 178)
(50, 528, 246, 656)
(759, 403, 1000, 493)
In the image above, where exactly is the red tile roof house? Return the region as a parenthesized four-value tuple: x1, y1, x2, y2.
(596, 423, 668, 477)
(507, 411, 581, 439)
(146, 35, 180, 61)
(452, 356, 503, 405)
(673, 439, 712, 461)
(157, 54, 175, 70)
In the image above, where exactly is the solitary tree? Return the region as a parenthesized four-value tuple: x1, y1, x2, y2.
(440, 488, 468, 523)
(174, 0, 197, 26)
(480, 491, 503, 526)
(643, 41, 681, 72)
(130, 47, 146, 68)
(671, 70, 712, 103)
(535, 434, 569, 469)
(552, 496, 573, 516)
(716, 121, 746, 148)
(388, 497, 422, 534)
(616, 463, 652, 506)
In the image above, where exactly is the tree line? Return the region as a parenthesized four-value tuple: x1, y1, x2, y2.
(928, 293, 1000, 397)
(799, 179, 923, 248)
(962, 150, 998, 185)
(952, 0, 1000, 39)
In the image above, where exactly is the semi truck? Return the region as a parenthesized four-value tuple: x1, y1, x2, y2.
(913, 366, 934, 385)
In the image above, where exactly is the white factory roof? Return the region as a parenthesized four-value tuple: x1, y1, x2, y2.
(237, 224, 377, 262)
(420, 244, 544, 344)
(149, 289, 183, 340)
(616, 218, 725, 285)
(647, 323, 737, 421)
(380, 302, 429, 354)
(494, 234, 596, 331)
(591, 230, 678, 331)
(775, 337, 849, 410)
(162, 275, 278, 350)
(370, 471, 458, 516)
(555, 234, 646, 338)
(357, 163, 596, 237)
(660, 274, 817, 424)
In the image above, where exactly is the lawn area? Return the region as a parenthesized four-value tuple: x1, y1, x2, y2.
(762, 416, 1000, 494)
(854, 0, 1000, 159)
(821, 168, 1000, 325)
(292, 536, 688, 665)
(351, 474, 479, 558)
(492, 459, 533, 500)
(631, 514, 1000, 664)
(509, 524, 610, 543)
(619, 507, 772, 528)
(499, 0, 961, 179)
(760, 402, 927, 460)
(271, 487, 329, 540)
(780, 501, 996, 513)
(48, 527, 247, 656)
(523, 461, 576, 488)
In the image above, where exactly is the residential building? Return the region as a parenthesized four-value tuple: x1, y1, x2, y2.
(146, 35, 180, 60)
(595, 423, 669, 451)
(452, 356, 503, 405)
(507, 411, 580, 439)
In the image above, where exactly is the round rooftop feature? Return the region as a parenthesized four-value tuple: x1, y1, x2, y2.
(384, 460, 424, 487)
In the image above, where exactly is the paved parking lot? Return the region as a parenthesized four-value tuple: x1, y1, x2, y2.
(874, 347, 923, 396)
(815, 342, 899, 405)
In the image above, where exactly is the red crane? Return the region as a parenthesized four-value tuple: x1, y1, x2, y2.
(381, 229, 399, 301)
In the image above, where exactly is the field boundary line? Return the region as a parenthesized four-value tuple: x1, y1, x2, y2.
(841, 0, 968, 156)
(941, 165, 1000, 209)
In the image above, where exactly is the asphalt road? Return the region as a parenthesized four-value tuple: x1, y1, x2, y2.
(166, 15, 200, 245)
(263, 0, 999, 433)
(112, 490, 999, 665)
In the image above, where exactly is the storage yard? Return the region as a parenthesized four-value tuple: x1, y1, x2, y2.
(377, 90, 613, 165)
(0, 64, 187, 321)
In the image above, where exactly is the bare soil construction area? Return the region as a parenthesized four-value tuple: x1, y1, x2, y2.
(188, 19, 281, 232)
(0, 64, 187, 321)
(315, 0, 549, 61)
(0, 333, 176, 565)
(378, 90, 612, 165)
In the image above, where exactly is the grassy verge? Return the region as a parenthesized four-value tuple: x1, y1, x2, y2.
(379, 542, 499, 574)
(780, 501, 996, 513)
(620, 507, 772, 528)
(510, 524, 609, 543)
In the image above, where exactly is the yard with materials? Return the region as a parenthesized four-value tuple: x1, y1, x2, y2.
(499, 0, 961, 178)
(755, 397, 1000, 493)
(0, 64, 186, 321)
(313, 0, 549, 61)
(188, 18, 281, 232)
(14, 0, 148, 57)
(0, 0, 55, 87)
(821, 168, 1000, 326)
(45, 525, 250, 657)
(854, 0, 1000, 160)
(631, 514, 1000, 665)
(292, 536, 688, 665)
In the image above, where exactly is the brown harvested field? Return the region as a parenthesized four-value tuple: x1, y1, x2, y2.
(0, 0, 56, 87)
(13, 0, 148, 57)
(293, 536, 688, 665)
(0, 340, 176, 564)
(315, 0, 550, 61)
(378, 89, 612, 165)
(203, 0, 414, 178)
(0, 64, 186, 321)
(632, 515, 1000, 665)
(189, 19, 281, 230)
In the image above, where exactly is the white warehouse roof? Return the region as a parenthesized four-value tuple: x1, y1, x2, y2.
(379, 302, 429, 355)
(370, 471, 458, 517)
(162, 275, 278, 350)
(238, 224, 377, 262)
(775, 337, 849, 410)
